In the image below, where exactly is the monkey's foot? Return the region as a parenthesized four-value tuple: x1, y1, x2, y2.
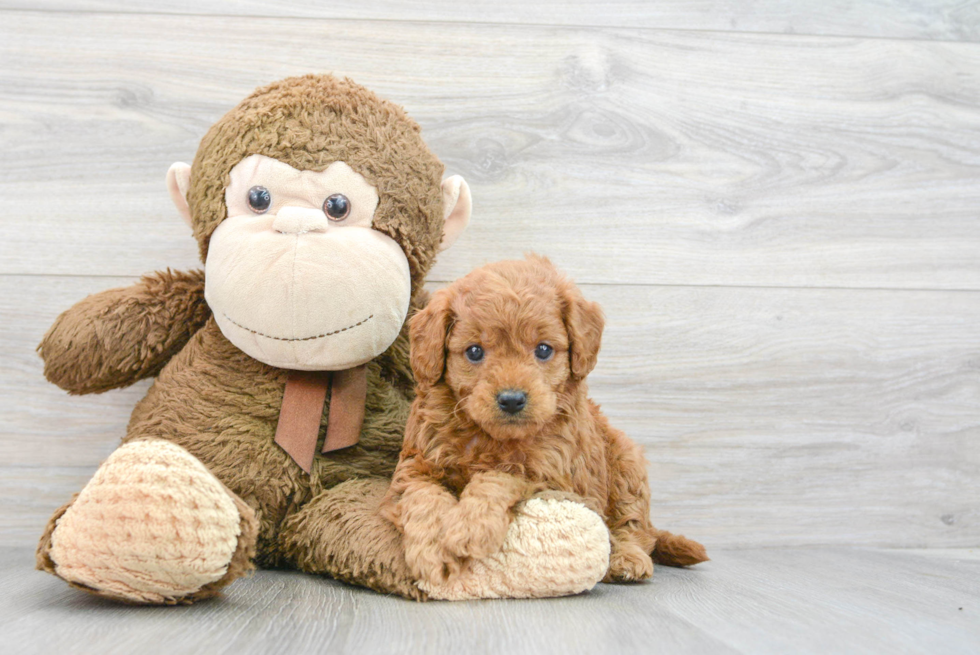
(419, 497, 610, 600)
(37, 439, 257, 604)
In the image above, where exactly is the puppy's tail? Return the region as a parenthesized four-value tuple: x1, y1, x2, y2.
(652, 530, 709, 567)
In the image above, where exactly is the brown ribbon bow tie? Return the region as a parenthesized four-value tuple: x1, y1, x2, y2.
(274, 365, 367, 473)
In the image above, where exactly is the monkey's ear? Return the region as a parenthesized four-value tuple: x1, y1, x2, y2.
(409, 289, 454, 387)
(561, 281, 605, 381)
(438, 175, 471, 252)
(167, 162, 193, 228)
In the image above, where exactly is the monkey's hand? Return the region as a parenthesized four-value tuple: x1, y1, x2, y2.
(38, 269, 210, 394)
(420, 495, 612, 600)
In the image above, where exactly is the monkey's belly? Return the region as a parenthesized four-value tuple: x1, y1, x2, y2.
(123, 320, 408, 553)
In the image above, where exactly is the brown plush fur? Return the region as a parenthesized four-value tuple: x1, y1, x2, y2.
(188, 74, 445, 283)
(39, 269, 211, 395)
(36, 74, 449, 601)
(382, 256, 707, 585)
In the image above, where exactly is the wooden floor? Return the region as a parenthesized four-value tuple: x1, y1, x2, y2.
(4, 547, 978, 655)
(1, 0, 978, 653)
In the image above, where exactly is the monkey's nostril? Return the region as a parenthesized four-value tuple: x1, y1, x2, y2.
(496, 390, 527, 415)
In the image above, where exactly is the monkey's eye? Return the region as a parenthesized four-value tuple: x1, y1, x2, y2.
(534, 343, 554, 361)
(323, 194, 351, 221)
(247, 186, 272, 214)
(464, 345, 485, 363)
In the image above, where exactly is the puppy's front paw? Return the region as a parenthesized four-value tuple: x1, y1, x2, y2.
(605, 542, 654, 583)
(441, 508, 512, 560)
(405, 540, 464, 586)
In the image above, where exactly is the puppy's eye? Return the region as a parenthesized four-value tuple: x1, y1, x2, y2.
(464, 345, 484, 363)
(323, 194, 350, 220)
(534, 343, 554, 361)
(247, 186, 272, 214)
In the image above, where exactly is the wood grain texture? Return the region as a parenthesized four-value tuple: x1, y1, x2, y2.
(2, 11, 980, 289)
(2, 1, 979, 42)
(3, 275, 976, 549)
(1, 546, 977, 655)
(1, 2, 977, 649)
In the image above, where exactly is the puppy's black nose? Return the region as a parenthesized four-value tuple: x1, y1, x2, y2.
(496, 389, 527, 415)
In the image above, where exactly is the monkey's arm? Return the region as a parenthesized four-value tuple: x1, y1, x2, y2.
(38, 269, 210, 394)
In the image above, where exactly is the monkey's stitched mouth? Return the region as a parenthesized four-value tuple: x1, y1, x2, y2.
(222, 314, 373, 342)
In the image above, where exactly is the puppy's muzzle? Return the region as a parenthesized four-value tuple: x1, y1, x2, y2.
(496, 389, 527, 415)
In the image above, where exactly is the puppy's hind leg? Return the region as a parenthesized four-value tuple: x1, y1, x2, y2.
(602, 421, 708, 581)
(602, 421, 656, 582)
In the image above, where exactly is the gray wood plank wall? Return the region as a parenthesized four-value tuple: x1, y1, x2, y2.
(4, 1, 980, 41)
(1, 4, 977, 551)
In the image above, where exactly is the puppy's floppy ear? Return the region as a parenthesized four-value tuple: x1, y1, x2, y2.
(561, 281, 605, 380)
(409, 288, 455, 386)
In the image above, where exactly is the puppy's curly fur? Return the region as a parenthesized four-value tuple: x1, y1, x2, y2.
(382, 255, 707, 586)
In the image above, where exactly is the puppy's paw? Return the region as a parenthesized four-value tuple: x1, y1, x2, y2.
(605, 543, 654, 583)
(405, 540, 464, 586)
(441, 508, 512, 560)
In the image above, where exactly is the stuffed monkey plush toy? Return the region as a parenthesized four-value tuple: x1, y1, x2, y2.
(35, 74, 611, 604)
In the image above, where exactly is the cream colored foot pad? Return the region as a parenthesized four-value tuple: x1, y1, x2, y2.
(50, 439, 242, 603)
(420, 498, 611, 600)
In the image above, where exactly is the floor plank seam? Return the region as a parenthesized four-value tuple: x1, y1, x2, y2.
(4, 272, 980, 295)
(2, 6, 978, 47)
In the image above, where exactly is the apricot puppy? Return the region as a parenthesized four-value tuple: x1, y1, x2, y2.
(383, 255, 707, 586)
